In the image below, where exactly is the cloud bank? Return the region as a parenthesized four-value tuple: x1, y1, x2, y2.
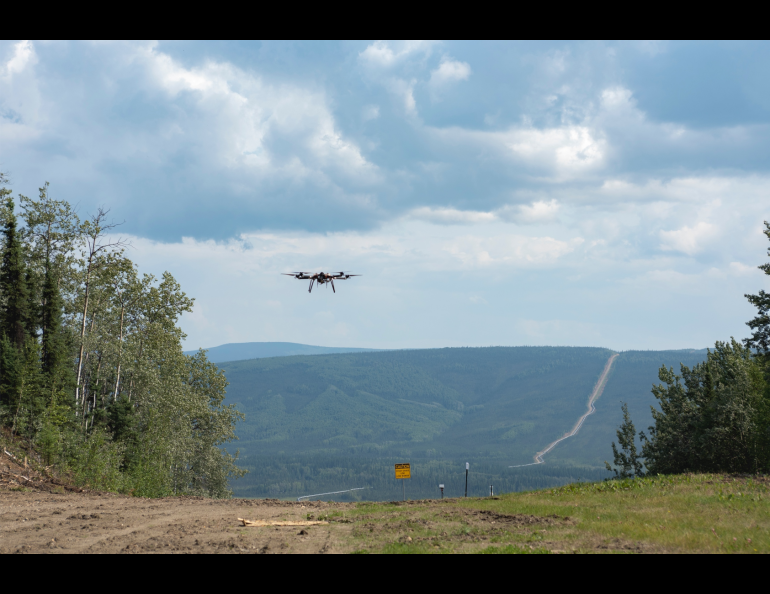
(1, 40, 769, 350)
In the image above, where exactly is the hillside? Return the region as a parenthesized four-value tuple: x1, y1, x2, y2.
(183, 342, 381, 363)
(221, 347, 709, 500)
(548, 349, 709, 467)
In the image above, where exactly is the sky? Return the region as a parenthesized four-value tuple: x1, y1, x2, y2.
(1, 40, 769, 351)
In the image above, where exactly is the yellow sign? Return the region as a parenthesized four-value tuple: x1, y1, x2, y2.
(395, 463, 411, 479)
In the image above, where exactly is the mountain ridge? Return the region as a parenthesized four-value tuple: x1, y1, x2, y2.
(183, 341, 383, 363)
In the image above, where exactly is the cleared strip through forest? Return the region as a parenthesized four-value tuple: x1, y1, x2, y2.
(510, 353, 619, 468)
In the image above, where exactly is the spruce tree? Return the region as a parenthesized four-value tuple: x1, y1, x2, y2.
(0, 197, 30, 349)
(606, 402, 645, 479)
(40, 258, 66, 389)
(0, 335, 21, 414)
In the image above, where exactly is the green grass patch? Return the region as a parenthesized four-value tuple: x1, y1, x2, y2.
(343, 473, 769, 554)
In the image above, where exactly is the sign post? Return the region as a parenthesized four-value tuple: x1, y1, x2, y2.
(395, 463, 411, 501)
(465, 462, 469, 498)
(439, 484, 444, 499)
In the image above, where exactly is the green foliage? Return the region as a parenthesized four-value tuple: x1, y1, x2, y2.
(551, 473, 683, 495)
(40, 259, 69, 393)
(605, 402, 645, 479)
(0, 196, 30, 349)
(642, 340, 769, 474)
(0, 335, 22, 423)
(62, 428, 125, 492)
(0, 174, 244, 498)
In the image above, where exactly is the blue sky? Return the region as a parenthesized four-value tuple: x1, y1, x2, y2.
(1, 40, 768, 351)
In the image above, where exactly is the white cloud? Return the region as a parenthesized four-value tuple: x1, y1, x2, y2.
(358, 40, 435, 69)
(429, 57, 471, 87)
(600, 86, 635, 110)
(429, 124, 605, 177)
(128, 46, 377, 183)
(358, 41, 442, 117)
(406, 202, 562, 226)
(499, 200, 560, 224)
(2, 40, 36, 77)
(659, 222, 717, 255)
(388, 78, 418, 115)
(0, 40, 42, 140)
(509, 126, 604, 170)
(0, 41, 381, 214)
(445, 234, 583, 268)
(407, 207, 497, 225)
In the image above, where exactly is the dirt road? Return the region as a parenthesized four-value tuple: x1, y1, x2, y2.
(0, 490, 357, 554)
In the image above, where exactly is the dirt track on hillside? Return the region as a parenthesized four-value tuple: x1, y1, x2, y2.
(0, 490, 358, 554)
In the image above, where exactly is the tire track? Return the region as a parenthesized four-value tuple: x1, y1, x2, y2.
(510, 353, 619, 468)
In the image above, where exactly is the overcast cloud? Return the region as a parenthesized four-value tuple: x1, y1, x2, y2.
(1, 40, 768, 351)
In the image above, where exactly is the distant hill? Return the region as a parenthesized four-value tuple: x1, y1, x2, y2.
(219, 346, 709, 500)
(183, 342, 381, 363)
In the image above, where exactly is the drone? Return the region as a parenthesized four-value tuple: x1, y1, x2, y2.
(282, 271, 360, 293)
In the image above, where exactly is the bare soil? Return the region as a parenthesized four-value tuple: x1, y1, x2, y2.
(1, 446, 572, 555)
(0, 489, 361, 554)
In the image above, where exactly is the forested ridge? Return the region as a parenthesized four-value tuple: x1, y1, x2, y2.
(223, 346, 711, 500)
(0, 174, 244, 497)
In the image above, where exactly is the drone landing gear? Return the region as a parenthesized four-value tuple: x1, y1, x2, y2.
(308, 279, 314, 293)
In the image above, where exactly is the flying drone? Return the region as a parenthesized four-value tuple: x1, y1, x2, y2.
(282, 271, 360, 293)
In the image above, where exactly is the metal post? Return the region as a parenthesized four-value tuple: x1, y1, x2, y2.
(465, 462, 469, 497)
(403, 480, 405, 501)
(490, 485, 492, 497)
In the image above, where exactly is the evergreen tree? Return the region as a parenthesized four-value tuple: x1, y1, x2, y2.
(605, 402, 645, 479)
(40, 257, 67, 393)
(0, 197, 30, 349)
(641, 340, 769, 474)
(0, 335, 21, 416)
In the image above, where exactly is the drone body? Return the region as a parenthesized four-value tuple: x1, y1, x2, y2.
(282, 272, 360, 293)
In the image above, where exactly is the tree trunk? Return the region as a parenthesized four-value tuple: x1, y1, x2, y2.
(113, 303, 125, 402)
(75, 258, 94, 408)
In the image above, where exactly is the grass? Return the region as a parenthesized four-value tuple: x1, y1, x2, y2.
(341, 474, 769, 554)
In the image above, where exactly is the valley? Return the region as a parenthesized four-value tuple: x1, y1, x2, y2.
(219, 346, 709, 500)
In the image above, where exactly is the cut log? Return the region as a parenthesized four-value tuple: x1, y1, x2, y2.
(238, 518, 330, 527)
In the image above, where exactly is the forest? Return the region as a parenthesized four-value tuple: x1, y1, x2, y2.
(0, 174, 244, 497)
